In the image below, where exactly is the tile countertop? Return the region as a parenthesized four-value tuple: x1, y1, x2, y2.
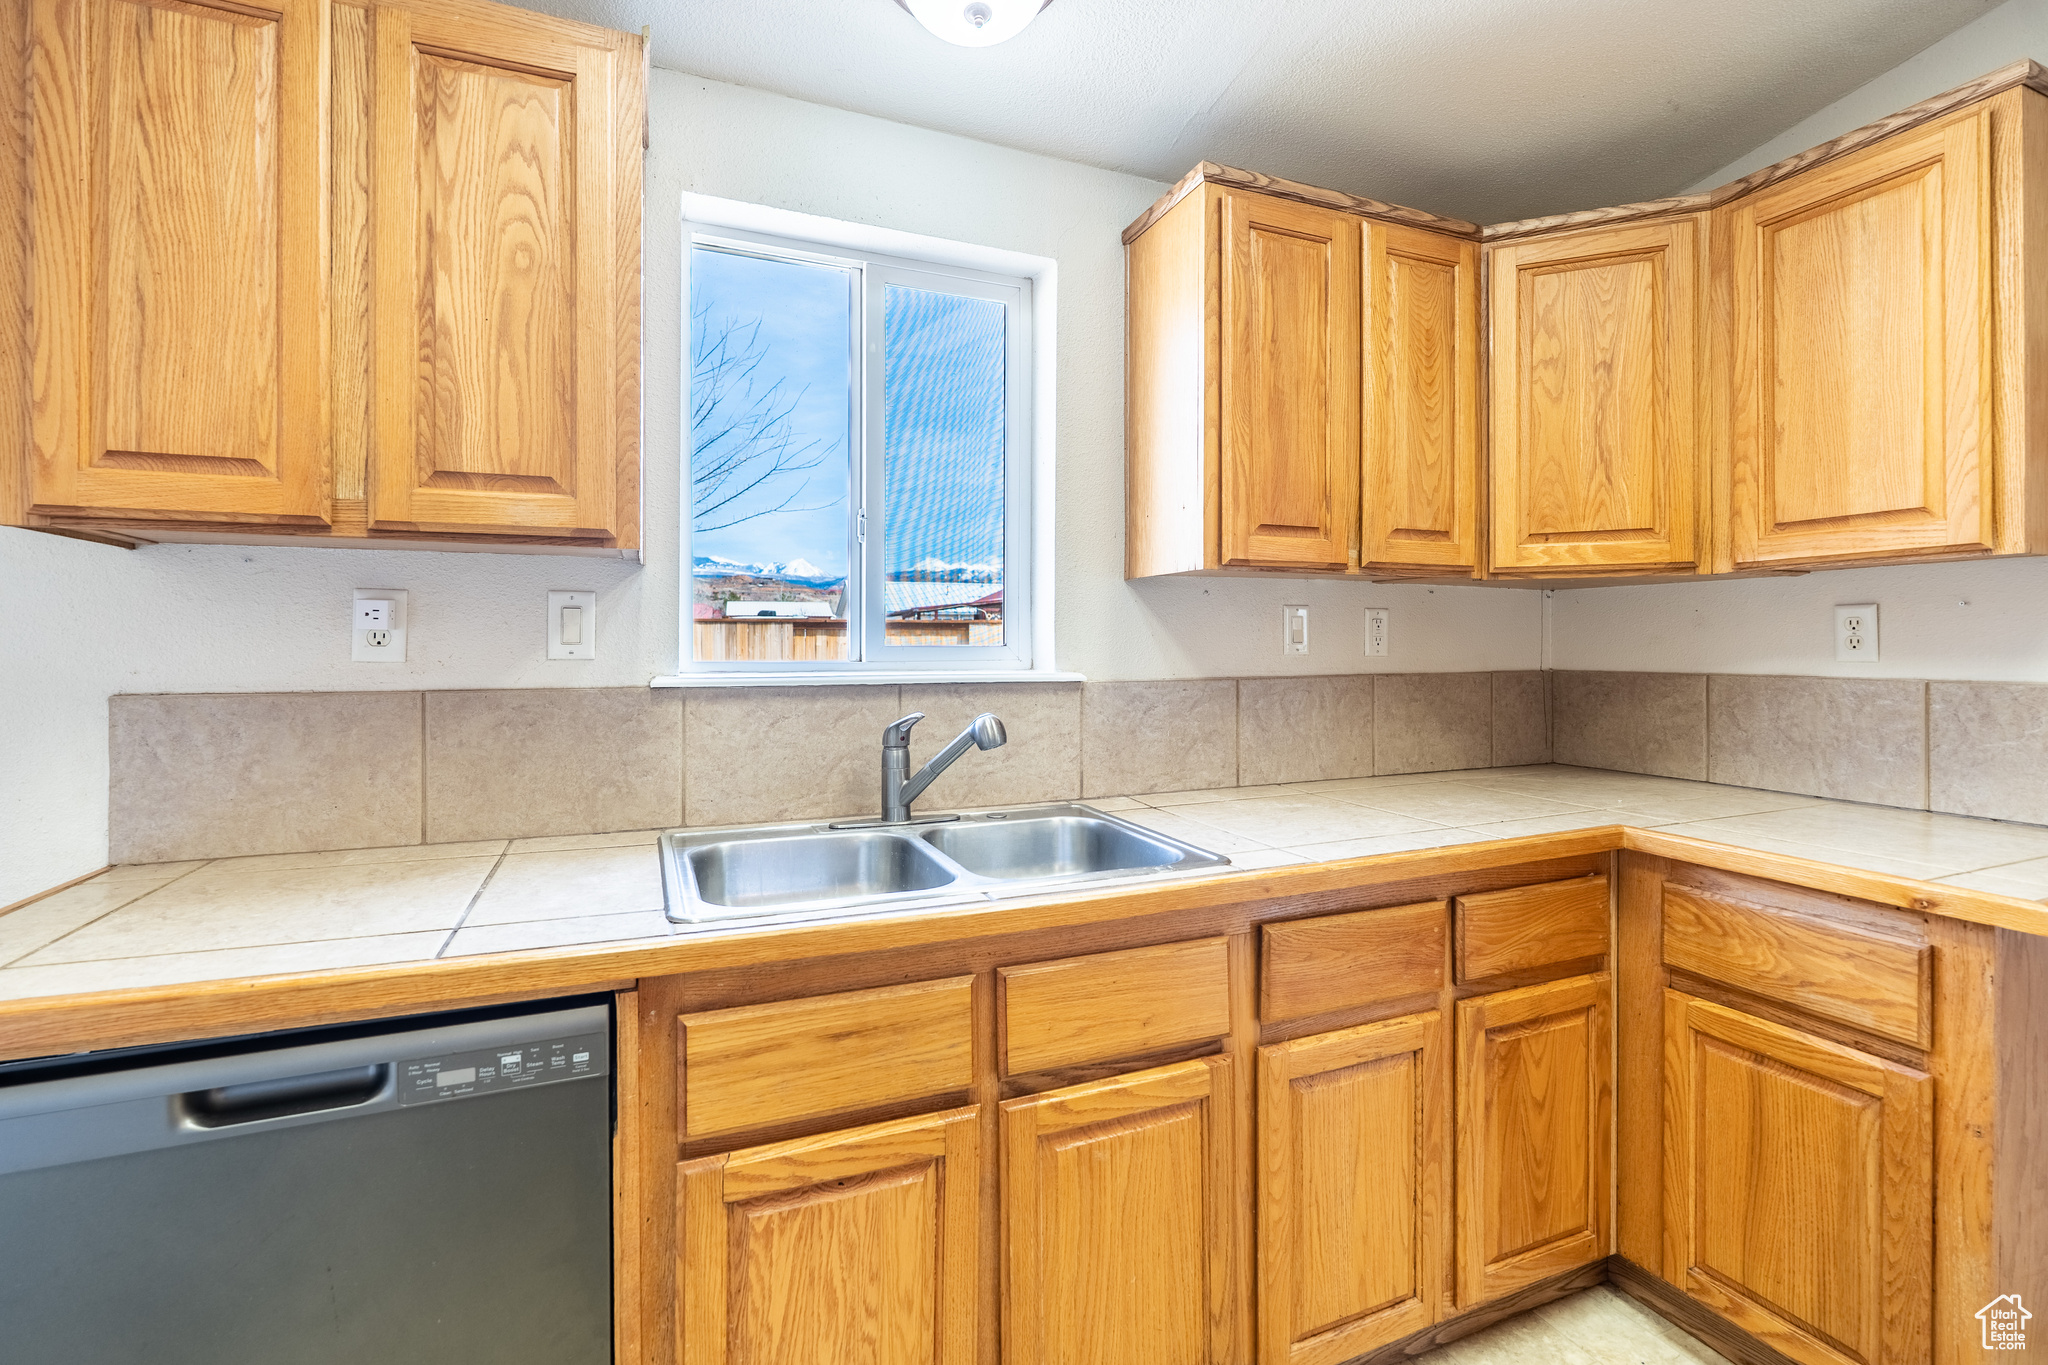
(12, 764, 2048, 1007)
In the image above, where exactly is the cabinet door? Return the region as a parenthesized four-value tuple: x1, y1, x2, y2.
(25, 0, 330, 525)
(1454, 972, 1612, 1305)
(1219, 191, 1359, 568)
(1724, 107, 1993, 567)
(368, 1, 632, 539)
(1002, 1055, 1235, 1365)
(1362, 223, 1480, 573)
(677, 1105, 980, 1365)
(1663, 991, 1932, 1365)
(1488, 220, 1702, 574)
(1258, 1011, 1448, 1365)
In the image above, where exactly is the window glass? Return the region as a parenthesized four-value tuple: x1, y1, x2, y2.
(882, 286, 1007, 648)
(687, 246, 853, 662)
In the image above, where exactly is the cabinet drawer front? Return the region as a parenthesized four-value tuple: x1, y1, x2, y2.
(1261, 900, 1446, 1021)
(679, 976, 974, 1139)
(1455, 874, 1609, 982)
(1001, 938, 1231, 1075)
(1662, 887, 1929, 1048)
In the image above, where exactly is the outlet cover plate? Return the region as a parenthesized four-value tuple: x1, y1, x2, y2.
(352, 588, 408, 663)
(1365, 607, 1390, 657)
(1835, 603, 1877, 662)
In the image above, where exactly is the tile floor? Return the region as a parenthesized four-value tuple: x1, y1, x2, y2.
(1443, 1286, 1730, 1365)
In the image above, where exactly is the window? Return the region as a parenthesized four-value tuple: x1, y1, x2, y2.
(679, 220, 1035, 676)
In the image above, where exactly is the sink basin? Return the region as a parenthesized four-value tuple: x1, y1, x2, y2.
(660, 804, 1229, 930)
(918, 814, 1193, 880)
(677, 831, 960, 917)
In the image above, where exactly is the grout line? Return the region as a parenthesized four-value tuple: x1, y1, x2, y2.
(417, 692, 429, 846)
(1, 860, 214, 969)
(434, 849, 510, 958)
(1922, 680, 1933, 812)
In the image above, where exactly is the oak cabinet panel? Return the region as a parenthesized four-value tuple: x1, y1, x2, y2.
(1723, 106, 1997, 568)
(678, 976, 975, 1139)
(24, 0, 330, 525)
(1220, 190, 1360, 568)
(1362, 223, 1481, 573)
(999, 936, 1231, 1075)
(677, 1106, 981, 1365)
(1488, 219, 1704, 575)
(1454, 972, 1612, 1305)
(1662, 991, 1932, 1365)
(1124, 174, 1480, 581)
(1258, 1012, 1449, 1365)
(1454, 873, 1610, 983)
(369, 0, 628, 539)
(1002, 1055, 1235, 1365)
(1260, 899, 1446, 1022)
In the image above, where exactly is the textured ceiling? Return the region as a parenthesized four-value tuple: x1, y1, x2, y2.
(516, 0, 1999, 224)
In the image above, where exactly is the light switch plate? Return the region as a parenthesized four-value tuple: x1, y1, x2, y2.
(352, 588, 408, 663)
(549, 590, 596, 660)
(1281, 604, 1309, 655)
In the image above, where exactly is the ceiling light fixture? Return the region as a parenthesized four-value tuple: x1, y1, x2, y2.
(893, 0, 1052, 47)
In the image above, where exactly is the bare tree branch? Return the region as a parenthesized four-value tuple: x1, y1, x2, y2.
(690, 302, 843, 534)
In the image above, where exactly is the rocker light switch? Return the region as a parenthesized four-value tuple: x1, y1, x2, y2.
(549, 591, 595, 660)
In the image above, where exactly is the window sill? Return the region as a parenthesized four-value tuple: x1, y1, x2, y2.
(650, 670, 1086, 689)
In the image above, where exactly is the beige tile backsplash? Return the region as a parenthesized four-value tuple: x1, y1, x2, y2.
(110, 691, 424, 863)
(1707, 675, 1926, 808)
(1552, 671, 1708, 779)
(424, 689, 683, 843)
(100, 670, 2048, 864)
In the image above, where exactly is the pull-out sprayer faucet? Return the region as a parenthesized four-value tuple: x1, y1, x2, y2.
(880, 711, 1007, 823)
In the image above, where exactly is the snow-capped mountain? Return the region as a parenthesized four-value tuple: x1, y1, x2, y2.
(893, 556, 1001, 583)
(692, 554, 843, 586)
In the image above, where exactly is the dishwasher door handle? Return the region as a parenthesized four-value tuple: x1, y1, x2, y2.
(175, 1063, 392, 1129)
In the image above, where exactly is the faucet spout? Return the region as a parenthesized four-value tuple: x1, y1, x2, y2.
(879, 712, 1007, 822)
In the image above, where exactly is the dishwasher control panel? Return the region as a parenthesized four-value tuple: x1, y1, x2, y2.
(396, 1030, 610, 1107)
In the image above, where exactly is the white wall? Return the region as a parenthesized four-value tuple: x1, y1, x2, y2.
(1550, 0, 2048, 681)
(1684, 0, 2048, 192)
(0, 67, 1540, 902)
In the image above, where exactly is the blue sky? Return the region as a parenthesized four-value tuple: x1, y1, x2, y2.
(689, 246, 851, 576)
(689, 248, 1007, 585)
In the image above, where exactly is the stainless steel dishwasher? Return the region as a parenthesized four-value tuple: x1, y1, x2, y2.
(0, 997, 614, 1365)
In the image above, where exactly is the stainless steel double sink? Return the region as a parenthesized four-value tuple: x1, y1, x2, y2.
(659, 804, 1231, 930)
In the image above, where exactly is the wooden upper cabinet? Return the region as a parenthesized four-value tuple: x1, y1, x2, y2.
(1362, 223, 1481, 574)
(1454, 972, 1612, 1306)
(1722, 102, 2001, 568)
(24, 0, 331, 526)
(1123, 172, 1480, 580)
(366, 0, 634, 540)
(1663, 991, 1932, 1365)
(1219, 190, 1360, 568)
(1258, 1012, 1449, 1365)
(1488, 219, 1705, 575)
(678, 1105, 982, 1365)
(1002, 1056, 1236, 1365)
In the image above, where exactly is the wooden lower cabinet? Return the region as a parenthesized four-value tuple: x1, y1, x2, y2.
(676, 1105, 982, 1365)
(1257, 1011, 1449, 1365)
(1455, 973, 1613, 1305)
(1001, 1055, 1236, 1365)
(1662, 991, 1932, 1365)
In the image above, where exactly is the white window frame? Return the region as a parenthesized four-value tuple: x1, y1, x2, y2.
(656, 195, 1071, 687)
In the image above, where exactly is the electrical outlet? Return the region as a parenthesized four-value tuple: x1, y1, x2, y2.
(1281, 604, 1310, 655)
(1835, 604, 1877, 662)
(352, 588, 408, 663)
(1365, 607, 1390, 657)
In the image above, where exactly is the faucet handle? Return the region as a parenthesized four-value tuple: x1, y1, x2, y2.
(882, 712, 926, 749)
